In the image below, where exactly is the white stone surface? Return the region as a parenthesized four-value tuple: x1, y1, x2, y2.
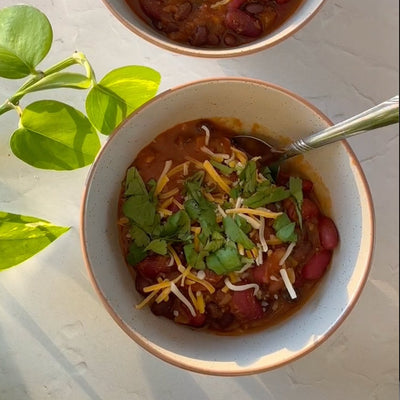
(0, 0, 398, 399)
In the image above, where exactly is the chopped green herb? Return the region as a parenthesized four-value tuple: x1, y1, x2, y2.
(223, 216, 255, 249)
(273, 213, 297, 242)
(238, 159, 257, 196)
(210, 159, 234, 175)
(184, 243, 208, 270)
(145, 239, 167, 255)
(289, 176, 303, 229)
(206, 242, 243, 275)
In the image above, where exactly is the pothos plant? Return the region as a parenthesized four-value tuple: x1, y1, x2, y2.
(0, 5, 161, 270)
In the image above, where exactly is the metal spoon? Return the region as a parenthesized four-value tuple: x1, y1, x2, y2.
(232, 95, 399, 164)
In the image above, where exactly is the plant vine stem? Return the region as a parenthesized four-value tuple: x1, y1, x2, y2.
(0, 52, 96, 117)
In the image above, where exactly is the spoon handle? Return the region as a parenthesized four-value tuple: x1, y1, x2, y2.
(284, 95, 399, 158)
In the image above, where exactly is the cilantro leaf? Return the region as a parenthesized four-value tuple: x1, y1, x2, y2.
(160, 210, 191, 241)
(183, 243, 208, 270)
(223, 216, 255, 250)
(273, 213, 297, 242)
(243, 185, 290, 208)
(238, 159, 257, 196)
(145, 239, 167, 255)
(127, 242, 147, 266)
(206, 242, 243, 275)
(210, 159, 234, 175)
(204, 231, 225, 252)
(289, 176, 303, 229)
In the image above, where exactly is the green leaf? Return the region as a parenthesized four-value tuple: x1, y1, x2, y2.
(0, 5, 53, 79)
(206, 242, 243, 275)
(183, 243, 207, 270)
(223, 216, 255, 250)
(21, 72, 92, 93)
(238, 159, 257, 196)
(127, 243, 147, 266)
(125, 166, 148, 196)
(273, 213, 297, 243)
(0, 211, 69, 270)
(289, 176, 303, 229)
(130, 225, 150, 248)
(160, 210, 191, 241)
(243, 185, 290, 208)
(123, 195, 157, 231)
(10, 100, 100, 170)
(210, 160, 234, 175)
(86, 66, 161, 135)
(145, 239, 167, 255)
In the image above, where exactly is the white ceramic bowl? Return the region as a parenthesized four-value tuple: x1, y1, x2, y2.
(101, 0, 326, 58)
(80, 78, 374, 376)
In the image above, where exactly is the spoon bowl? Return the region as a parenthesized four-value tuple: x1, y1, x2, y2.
(232, 95, 399, 164)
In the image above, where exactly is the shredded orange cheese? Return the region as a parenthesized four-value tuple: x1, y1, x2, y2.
(203, 160, 231, 194)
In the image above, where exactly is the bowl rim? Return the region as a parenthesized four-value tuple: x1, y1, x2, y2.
(80, 77, 375, 375)
(100, 0, 327, 58)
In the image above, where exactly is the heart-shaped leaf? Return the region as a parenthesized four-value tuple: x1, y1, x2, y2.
(0, 5, 53, 79)
(10, 100, 101, 170)
(86, 65, 161, 135)
(0, 211, 69, 270)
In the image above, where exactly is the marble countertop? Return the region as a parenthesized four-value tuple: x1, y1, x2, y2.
(0, 0, 398, 399)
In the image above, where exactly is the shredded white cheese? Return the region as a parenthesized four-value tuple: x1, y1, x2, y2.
(224, 278, 260, 296)
(237, 263, 254, 274)
(210, 0, 231, 8)
(279, 268, 297, 299)
(201, 125, 210, 146)
(170, 282, 197, 317)
(235, 196, 243, 209)
(238, 213, 261, 230)
(258, 217, 269, 252)
(279, 241, 296, 266)
(256, 245, 264, 265)
(217, 204, 227, 218)
(200, 146, 230, 161)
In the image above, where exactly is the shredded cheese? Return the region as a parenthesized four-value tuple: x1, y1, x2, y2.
(258, 217, 269, 252)
(231, 146, 248, 165)
(203, 160, 231, 194)
(170, 282, 196, 317)
(201, 125, 210, 146)
(210, 0, 231, 8)
(224, 278, 260, 296)
(155, 160, 172, 195)
(200, 146, 230, 163)
(279, 241, 296, 266)
(135, 290, 158, 309)
(158, 187, 179, 200)
(217, 204, 227, 218)
(237, 213, 261, 229)
(167, 161, 188, 178)
(226, 207, 282, 219)
(279, 268, 297, 299)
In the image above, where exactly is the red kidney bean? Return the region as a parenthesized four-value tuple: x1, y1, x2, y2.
(225, 9, 262, 37)
(191, 25, 208, 46)
(318, 216, 339, 250)
(228, 0, 247, 9)
(301, 198, 320, 220)
(245, 3, 265, 14)
(302, 250, 332, 280)
(302, 179, 314, 193)
(276, 0, 291, 3)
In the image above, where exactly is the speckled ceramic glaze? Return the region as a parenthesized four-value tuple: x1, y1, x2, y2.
(80, 78, 374, 376)
(100, 0, 326, 57)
